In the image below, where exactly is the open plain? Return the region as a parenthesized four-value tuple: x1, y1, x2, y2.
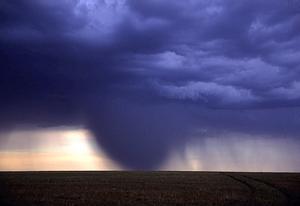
(0, 171, 299, 206)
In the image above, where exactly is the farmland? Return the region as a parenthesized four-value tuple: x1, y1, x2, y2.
(0, 171, 299, 206)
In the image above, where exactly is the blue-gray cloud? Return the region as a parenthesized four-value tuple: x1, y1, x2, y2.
(0, 0, 300, 169)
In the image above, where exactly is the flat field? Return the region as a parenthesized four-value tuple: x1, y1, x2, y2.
(0, 171, 299, 206)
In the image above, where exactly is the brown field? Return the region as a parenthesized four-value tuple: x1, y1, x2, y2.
(0, 171, 299, 206)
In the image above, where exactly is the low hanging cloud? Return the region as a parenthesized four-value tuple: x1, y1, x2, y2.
(159, 81, 258, 106)
(0, 0, 300, 169)
(270, 81, 300, 100)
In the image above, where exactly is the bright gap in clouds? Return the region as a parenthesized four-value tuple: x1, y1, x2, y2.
(162, 134, 300, 172)
(0, 127, 120, 171)
(1, 128, 300, 172)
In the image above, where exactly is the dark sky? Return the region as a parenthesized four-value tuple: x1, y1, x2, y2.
(1, 0, 300, 169)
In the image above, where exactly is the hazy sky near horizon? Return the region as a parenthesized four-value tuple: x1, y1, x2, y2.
(0, 0, 300, 171)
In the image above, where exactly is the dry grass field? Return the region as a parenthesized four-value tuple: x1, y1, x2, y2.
(0, 171, 299, 206)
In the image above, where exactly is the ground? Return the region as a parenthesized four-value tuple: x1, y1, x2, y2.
(0, 171, 299, 206)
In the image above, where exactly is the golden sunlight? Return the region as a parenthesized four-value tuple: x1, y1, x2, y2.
(0, 127, 120, 171)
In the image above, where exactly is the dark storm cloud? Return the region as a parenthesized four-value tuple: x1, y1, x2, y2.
(0, 0, 300, 169)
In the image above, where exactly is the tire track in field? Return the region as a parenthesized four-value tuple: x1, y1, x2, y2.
(222, 173, 255, 205)
(222, 173, 290, 205)
(241, 175, 291, 205)
(223, 174, 255, 194)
